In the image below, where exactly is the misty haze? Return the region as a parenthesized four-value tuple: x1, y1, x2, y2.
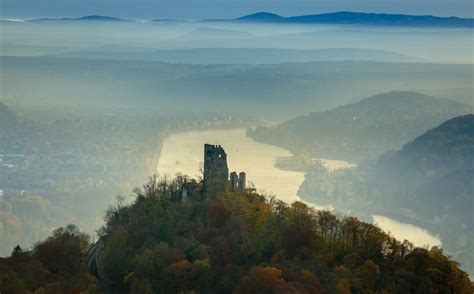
(0, 5, 473, 293)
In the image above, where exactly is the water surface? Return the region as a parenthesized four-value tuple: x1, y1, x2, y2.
(373, 215, 441, 248)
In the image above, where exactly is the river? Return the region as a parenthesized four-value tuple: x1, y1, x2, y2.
(157, 128, 441, 248)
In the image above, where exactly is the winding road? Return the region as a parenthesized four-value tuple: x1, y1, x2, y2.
(86, 238, 114, 286)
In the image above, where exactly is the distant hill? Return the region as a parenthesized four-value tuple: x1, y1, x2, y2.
(79, 15, 130, 22)
(28, 15, 133, 23)
(236, 12, 287, 23)
(21, 11, 474, 27)
(374, 114, 474, 193)
(248, 92, 471, 161)
(374, 114, 474, 212)
(233, 11, 474, 27)
(380, 114, 474, 175)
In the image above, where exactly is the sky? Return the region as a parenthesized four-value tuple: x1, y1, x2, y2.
(0, 0, 473, 19)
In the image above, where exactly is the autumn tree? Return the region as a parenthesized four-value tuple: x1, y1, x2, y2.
(234, 267, 298, 293)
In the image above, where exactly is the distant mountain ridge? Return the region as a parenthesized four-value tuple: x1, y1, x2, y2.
(27, 15, 134, 23)
(235, 12, 286, 22)
(17, 11, 474, 27)
(234, 11, 474, 27)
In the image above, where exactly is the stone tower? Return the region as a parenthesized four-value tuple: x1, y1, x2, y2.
(204, 144, 229, 184)
(238, 172, 246, 191)
(230, 171, 247, 192)
(230, 172, 239, 192)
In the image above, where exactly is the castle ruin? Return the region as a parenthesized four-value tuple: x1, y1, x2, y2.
(230, 171, 247, 192)
(204, 144, 229, 184)
(204, 144, 246, 192)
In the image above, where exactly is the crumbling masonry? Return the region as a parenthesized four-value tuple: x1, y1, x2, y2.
(204, 144, 246, 192)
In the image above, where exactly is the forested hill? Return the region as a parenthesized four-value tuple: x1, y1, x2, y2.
(379, 114, 474, 174)
(1, 175, 472, 292)
(372, 114, 474, 215)
(368, 115, 474, 274)
(248, 91, 471, 161)
(234, 11, 474, 27)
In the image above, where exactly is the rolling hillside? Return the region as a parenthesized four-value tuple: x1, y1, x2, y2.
(248, 92, 471, 160)
(368, 115, 474, 274)
(373, 114, 474, 208)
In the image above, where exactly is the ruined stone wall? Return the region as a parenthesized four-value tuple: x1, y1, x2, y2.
(204, 144, 229, 184)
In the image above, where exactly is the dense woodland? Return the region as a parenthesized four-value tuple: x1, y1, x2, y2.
(1, 175, 472, 293)
(373, 114, 473, 219)
(297, 114, 474, 276)
(248, 91, 470, 161)
(368, 114, 474, 274)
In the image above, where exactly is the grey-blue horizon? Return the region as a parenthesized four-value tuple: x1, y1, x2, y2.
(1, 0, 473, 19)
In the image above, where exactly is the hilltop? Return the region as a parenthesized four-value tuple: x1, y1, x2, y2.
(234, 11, 474, 27)
(236, 12, 287, 23)
(248, 91, 471, 161)
(372, 114, 474, 216)
(379, 114, 474, 174)
(15, 11, 474, 27)
(27, 15, 133, 23)
(0, 175, 472, 292)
